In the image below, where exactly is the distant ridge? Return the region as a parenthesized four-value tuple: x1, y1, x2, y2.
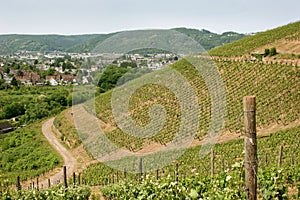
(0, 28, 246, 55)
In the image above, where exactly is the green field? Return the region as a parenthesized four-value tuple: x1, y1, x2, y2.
(0, 121, 63, 185)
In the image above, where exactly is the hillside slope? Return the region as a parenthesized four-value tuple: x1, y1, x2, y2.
(0, 29, 246, 54)
(0, 34, 98, 54)
(85, 59, 299, 152)
(209, 21, 300, 56)
(54, 22, 299, 154)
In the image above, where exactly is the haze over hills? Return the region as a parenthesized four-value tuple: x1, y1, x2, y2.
(0, 28, 246, 55)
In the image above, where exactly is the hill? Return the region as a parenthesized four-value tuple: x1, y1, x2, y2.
(0, 29, 246, 54)
(0, 34, 98, 54)
(209, 20, 300, 57)
(82, 59, 299, 153)
(50, 23, 300, 155)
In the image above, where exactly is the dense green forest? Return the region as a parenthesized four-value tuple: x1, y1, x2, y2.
(0, 29, 246, 54)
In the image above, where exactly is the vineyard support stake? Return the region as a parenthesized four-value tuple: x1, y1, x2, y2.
(243, 96, 258, 200)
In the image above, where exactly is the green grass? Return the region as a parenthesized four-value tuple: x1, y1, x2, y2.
(0, 121, 63, 185)
(209, 21, 300, 56)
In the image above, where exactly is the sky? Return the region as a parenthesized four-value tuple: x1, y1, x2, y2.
(0, 0, 299, 35)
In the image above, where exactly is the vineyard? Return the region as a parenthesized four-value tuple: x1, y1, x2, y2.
(0, 184, 91, 200)
(84, 58, 299, 151)
(209, 21, 300, 56)
(1, 21, 300, 199)
(81, 125, 300, 199)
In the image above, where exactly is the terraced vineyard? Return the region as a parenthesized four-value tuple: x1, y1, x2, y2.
(20, 21, 300, 199)
(81, 125, 300, 199)
(85, 58, 299, 151)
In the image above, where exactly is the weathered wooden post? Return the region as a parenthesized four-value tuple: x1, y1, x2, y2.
(244, 96, 258, 200)
(73, 172, 76, 185)
(116, 171, 119, 183)
(156, 169, 159, 180)
(139, 158, 142, 182)
(211, 149, 215, 177)
(78, 173, 81, 185)
(264, 153, 268, 166)
(222, 157, 225, 172)
(16, 176, 21, 191)
(123, 168, 127, 180)
(175, 162, 179, 182)
(48, 179, 51, 188)
(278, 146, 283, 168)
(36, 177, 39, 190)
(63, 166, 68, 188)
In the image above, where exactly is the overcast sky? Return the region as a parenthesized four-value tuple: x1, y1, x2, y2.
(0, 0, 299, 35)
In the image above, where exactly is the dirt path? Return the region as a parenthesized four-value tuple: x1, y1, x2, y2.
(40, 118, 78, 187)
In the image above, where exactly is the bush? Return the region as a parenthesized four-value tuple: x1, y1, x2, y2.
(270, 47, 277, 56)
(264, 48, 270, 56)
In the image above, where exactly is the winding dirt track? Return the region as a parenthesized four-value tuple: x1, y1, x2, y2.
(40, 118, 77, 187)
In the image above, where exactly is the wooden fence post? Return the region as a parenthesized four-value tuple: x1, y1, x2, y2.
(278, 146, 283, 167)
(116, 171, 119, 183)
(123, 168, 127, 180)
(78, 173, 81, 185)
(48, 179, 51, 188)
(63, 166, 68, 188)
(73, 172, 76, 185)
(36, 177, 39, 190)
(175, 162, 179, 182)
(16, 176, 21, 191)
(264, 153, 268, 166)
(244, 96, 258, 200)
(222, 157, 225, 172)
(139, 158, 142, 182)
(211, 149, 215, 177)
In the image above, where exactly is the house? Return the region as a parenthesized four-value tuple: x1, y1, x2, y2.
(46, 75, 61, 85)
(0, 121, 14, 134)
(61, 74, 75, 84)
(48, 78, 58, 86)
(14, 70, 41, 85)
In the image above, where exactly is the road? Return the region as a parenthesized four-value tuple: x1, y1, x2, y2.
(40, 118, 77, 187)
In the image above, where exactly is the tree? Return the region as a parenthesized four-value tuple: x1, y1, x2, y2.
(97, 65, 130, 93)
(4, 66, 10, 74)
(0, 78, 5, 90)
(11, 77, 18, 87)
(16, 70, 24, 77)
(120, 62, 137, 68)
(1, 102, 25, 119)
